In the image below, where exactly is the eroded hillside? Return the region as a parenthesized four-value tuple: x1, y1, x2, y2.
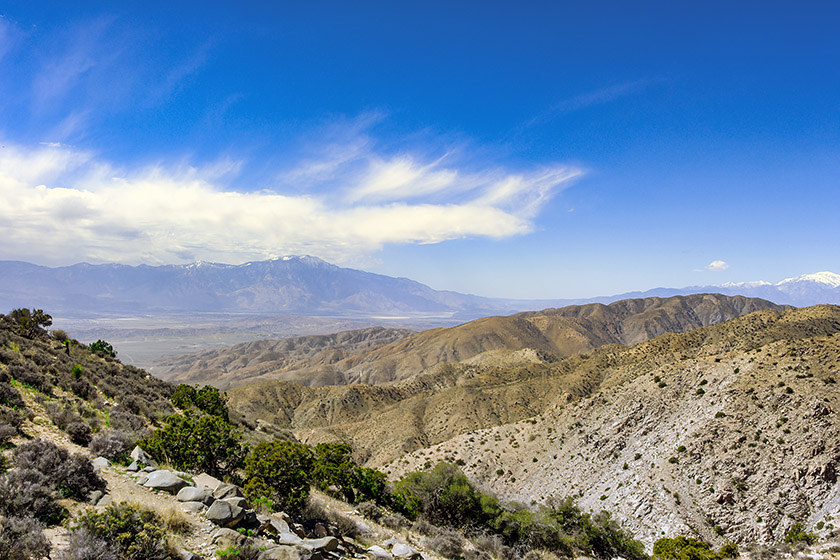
(382, 306, 840, 547)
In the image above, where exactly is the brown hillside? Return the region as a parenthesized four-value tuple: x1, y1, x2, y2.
(161, 294, 785, 388)
(226, 304, 838, 471)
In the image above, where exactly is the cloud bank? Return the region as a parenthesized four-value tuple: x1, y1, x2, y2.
(0, 140, 582, 266)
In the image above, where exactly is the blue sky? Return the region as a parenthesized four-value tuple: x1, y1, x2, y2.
(0, 1, 838, 298)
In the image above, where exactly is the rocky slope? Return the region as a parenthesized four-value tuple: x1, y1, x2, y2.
(165, 294, 785, 387)
(380, 305, 840, 547)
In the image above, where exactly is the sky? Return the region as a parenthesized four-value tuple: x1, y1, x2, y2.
(0, 1, 838, 299)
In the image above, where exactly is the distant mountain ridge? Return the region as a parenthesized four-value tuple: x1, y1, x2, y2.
(606, 271, 840, 307)
(0, 257, 522, 317)
(0, 257, 838, 319)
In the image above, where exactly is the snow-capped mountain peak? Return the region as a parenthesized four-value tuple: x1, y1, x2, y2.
(777, 271, 840, 289)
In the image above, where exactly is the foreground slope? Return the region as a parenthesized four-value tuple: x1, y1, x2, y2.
(163, 294, 784, 387)
(382, 305, 840, 546)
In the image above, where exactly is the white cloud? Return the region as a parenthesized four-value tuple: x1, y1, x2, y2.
(0, 140, 582, 266)
(705, 260, 730, 271)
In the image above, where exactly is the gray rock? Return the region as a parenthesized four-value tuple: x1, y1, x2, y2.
(177, 486, 214, 505)
(88, 490, 104, 504)
(194, 473, 223, 491)
(127, 461, 140, 472)
(181, 501, 207, 514)
(91, 457, 111, 471)
(222, 496, 249, 510)
(142, 466, 157, 473)
(130, 445, 157, 467)
(205, 499, 245, 528)
(213, 483, 245, 500)
(259, 546, 312, 560)
(212, 527, 248, 546)
(391, 543, 422, 560)
(259, 515, 292, 536)
(96, 494, 112, 508)
(275, 533, 304, 546)
(176, 548, 203, 560)
(136, 476, 149, 485)
(300, 537, 338, 553)
(368, 545, 393, 560)
(143, 470, 189, 494)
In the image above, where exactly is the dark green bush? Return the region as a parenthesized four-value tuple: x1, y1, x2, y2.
(171, 384, 229, 421)
(88, 340, 117, 358)
(72, 503, 178, 560)
(243, 440, 313, 514)
(139, 411, 246, 479)
(8, 308, 52, 339)
(312, 442, 356, 502)
(393, 462, 486, 528)
(652, 536, 720, 560)
(0, 515, 51, 560)
(784, 523, 816, 545)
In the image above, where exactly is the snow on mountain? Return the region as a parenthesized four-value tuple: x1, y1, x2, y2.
(777, 271, 840, 289)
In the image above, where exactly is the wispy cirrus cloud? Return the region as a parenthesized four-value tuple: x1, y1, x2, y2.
(0, 129, 582, 266)
(524, 79, 654, 129)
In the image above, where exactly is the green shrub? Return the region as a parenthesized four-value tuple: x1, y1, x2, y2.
(8, 308, 52, 339)
(72, 503, 178, 560)
(171, 384, 229, 421)
(652, 536, 720, 560)
(243, 440, 313, 514)
(784, 522, 816, 545)
(393, 462, 485, 528)
(354, 466, 390, 504)
(139, 411, 245, 479)
(88, 340, 117, 358)
(312, 442, 356, 502)
(719, 541, 739, 558)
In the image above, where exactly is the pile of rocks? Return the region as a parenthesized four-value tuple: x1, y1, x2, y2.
(93, 446, 429, 560)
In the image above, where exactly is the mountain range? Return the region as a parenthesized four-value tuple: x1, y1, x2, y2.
(1, 258, 838, 319)
(155, 293, 786, 388)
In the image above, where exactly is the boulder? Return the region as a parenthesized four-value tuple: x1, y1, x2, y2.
(91, 457, 111, 471)
(142, 466, 157, 473)
(177, 486, 215, 505)
(212, 527, 248, 546)
(143, 470, 190, 494)
(300, 537, 338, 553)
(87, 490, 104, 504)
(392, 543, 422, 560)
(127, 461, 140, 472)
(259, 545, 312, 560)
(181, 501, 207, 514)
(214, 483, 245, 500)
(259, 515, 292, 536)
(136, 476, 149, 486)
(368, 545, 393, 560)
(275, 532, 304, 546)
(222, 496, 249, 510)
(97, 494, 112, 508)
(206, 499, 245, 528)
(130, 445, 157, 467)
(194, 473, 223, 491)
